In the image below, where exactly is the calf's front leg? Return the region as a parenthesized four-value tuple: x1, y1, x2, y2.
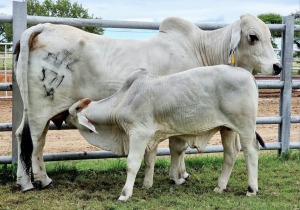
(214, 129, 240, 193)
(118, 133, 150, 202)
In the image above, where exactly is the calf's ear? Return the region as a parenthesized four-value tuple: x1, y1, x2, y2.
(78, 115, 98, 133)
(76, 98, 92, 111)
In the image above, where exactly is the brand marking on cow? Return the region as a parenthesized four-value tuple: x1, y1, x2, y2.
(39, 49, 80, 99)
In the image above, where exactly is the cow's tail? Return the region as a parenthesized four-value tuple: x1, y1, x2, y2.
(14, 24, 46, 175)
(255, 131, 266, 148)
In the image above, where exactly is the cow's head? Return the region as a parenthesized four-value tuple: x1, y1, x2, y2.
(66, 98, 98, 133)
(229, 14, 281, 75)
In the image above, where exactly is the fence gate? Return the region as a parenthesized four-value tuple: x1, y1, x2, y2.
(0, 1, 300, 164)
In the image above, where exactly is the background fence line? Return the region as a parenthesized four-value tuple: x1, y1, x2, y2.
(0, 1, 299, 164)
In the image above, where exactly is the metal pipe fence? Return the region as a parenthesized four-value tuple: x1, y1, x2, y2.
(0, 42, 13, 99)
(0, 1, 299, 164)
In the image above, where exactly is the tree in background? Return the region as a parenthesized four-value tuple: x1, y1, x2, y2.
(27, 0, 103, 34)
(257, 13, 282, 48)
(258, 12, 300, 69)
(0, 0, 104, 48)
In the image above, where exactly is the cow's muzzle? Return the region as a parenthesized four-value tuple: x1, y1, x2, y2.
(273, 63, 282, 75)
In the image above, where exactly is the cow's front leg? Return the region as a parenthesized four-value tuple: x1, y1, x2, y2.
(31, 121, 52, 189)
(214, 129, 240, 193)
(169, 137, 189, 185)
(118, 132, 149, 202)
(16, 117, 34, 191)
(143, 144, 158, 188)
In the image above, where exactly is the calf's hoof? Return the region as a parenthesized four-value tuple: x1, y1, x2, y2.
(213, 186, 227, 193)
(118, 190, 132, 202)
(246, 186, 258, 196)
(170, 178, 186, 185)
(142, 181, 153, 189)
(118, 195, 131, 202)
(183, 172, 190, 180)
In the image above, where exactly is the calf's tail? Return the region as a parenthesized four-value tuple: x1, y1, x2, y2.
(255, 131, 266, 148)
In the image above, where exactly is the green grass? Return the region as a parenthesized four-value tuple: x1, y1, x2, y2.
(0, 151, 300, 209)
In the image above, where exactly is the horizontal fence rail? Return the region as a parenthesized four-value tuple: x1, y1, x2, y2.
(0, 14, 289, 31)
(0, 142, 287, 164)
(0, 2, 299, 164)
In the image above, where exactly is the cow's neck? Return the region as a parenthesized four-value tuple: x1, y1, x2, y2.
(197, 25, 233, 66)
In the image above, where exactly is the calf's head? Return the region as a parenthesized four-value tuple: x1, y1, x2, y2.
(229, 14, 281, 75)
(66, 98, 98, 133)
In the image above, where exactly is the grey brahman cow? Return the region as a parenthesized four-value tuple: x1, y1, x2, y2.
(15, 14, 279, 191)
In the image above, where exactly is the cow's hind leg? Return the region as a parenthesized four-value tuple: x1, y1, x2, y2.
(240, 133, 259, 196)
(169, 137, 189, 185)
(16, 115, 34, 191)
(31, 121, 52, 189)
(118, 131, 150, 202)
(143, 144, 158, 188)
(214, 129, 240, 193)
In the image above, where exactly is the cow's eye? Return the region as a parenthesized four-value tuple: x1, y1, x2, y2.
(248, 34, 259, 45)
(75, 107, 80, 111)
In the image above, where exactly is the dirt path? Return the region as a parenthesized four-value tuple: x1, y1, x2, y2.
(0, 91, 300, 156)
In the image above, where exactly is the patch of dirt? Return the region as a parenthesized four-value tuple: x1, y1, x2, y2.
(0, 90, 299, 156)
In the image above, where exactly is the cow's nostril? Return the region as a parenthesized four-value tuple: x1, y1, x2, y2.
(273, 63, 282, 75)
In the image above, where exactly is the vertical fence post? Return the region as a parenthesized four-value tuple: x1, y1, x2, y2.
(278, 15, 294, 156)
(12, 1, 27, 164)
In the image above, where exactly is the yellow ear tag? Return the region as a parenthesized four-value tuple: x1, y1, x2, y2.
(231, 54, 235, 65)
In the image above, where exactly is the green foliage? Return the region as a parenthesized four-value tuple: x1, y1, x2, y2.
(0, 0, 103, 49)
(26, 0, 104, 35)
(1, 152, 300, 209)
(257, 13, 282, 48)
(257, 13, 282, 37)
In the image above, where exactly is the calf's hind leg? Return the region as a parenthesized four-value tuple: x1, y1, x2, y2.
(143, 144, 158, 188)
(169, 137, 189, 185)
(239, 134, 259, 196)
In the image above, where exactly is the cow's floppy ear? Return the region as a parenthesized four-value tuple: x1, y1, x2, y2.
(228, 20, 241, 65)
(76, 98, 92, 111)
(78, 115, 98, 133)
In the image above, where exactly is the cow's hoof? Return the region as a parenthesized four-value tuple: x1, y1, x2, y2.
(34, 177, 53, 189)
(33, 179, 53, 190)
(213, 186, 227, 193)
(33, 180, 43, 190)
(19, 183, 35, 192)
(11, 184, 32, 193)
(170, 178, 186, 185)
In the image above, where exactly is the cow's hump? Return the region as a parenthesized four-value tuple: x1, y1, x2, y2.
(159, 17, 200, 35)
